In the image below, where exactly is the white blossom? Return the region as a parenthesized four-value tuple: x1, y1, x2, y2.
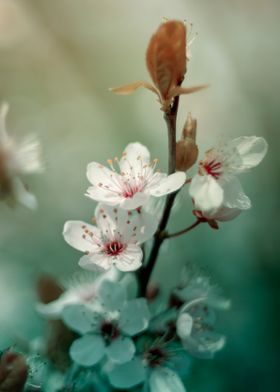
(107, 340, 190, 392)
(62, 280, 150, 367)
(189, 136, 267, 213)
(36, 268, 121, 319)
(86, 142, 186, 210)
(176, 297, 227, 359)
(63, 204, 157, 272)
(0, 103, 42, 209)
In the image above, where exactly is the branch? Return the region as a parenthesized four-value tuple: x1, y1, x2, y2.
(164, 219, 201, 239)
(139, 96, 180, 296)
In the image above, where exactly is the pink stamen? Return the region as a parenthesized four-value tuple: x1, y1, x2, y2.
(104, 241, 125, 256)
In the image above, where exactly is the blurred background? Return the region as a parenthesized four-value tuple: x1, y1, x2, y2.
(0, 0, 279, 391)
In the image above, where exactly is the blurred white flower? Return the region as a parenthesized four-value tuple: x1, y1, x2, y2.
(107, 339, 190, 392)
(63, 203, 158, 272)
(36, 268, 120, 319)
(189, 136, 267, 212)
(176, 297, 227, 359)
(0, 103, 43, 209)
(86, 142, 186, 210)
(174, 273, 231, 310)
(62, 280, 150, 367)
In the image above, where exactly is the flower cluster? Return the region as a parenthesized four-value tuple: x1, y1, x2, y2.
(35, 271, 227, 391)
(4, 18, 267, 392)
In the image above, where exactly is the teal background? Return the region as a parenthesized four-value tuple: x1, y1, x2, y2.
(0, 1, 279, 391)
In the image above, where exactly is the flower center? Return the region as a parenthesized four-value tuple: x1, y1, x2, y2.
(200, 159, 222, 179)
(145, 347, 167, 368)
(100, 321, 120, 342)
(104, 241, 125, 256)
(123, 185, 140, 198)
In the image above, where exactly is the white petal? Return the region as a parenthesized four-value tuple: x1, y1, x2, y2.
(115, 245, 143, 272)
(87, 161, 120, 188)
(119, 298, 150, 336)
(149, 367, 186, 392)
(232, 136, 268, 172)
(134, 210, 158, 244)
(119, 273, 139, 299)
(63, 220, 101, 253)
(16, 135, 43, 174)
(79, 254, 113, 272)
(62, 304, 100, 334)
(203, 206, 241, 222)
(36, 292, 79, 319)
(221, 176, 251, 210)
(119, 142, 150, 174)
(176, 313, 193, 340)
(70, 335, 105, 367)
(189, 174, 223, 211)
(120, 192, 149, 210)
(108, 357, 146, 389)
(12, 178, 37, 209)
(86, 185, 123, 205)
(148, 172, 186, 197)
(97, 280, 126, 311)
(182, 331, 226, 359)
(95, 203, 123, 234)
(106, 337, 135, 364)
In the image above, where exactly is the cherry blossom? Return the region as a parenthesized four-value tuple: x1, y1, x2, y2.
(176, 297, 226, 359)
(63, 203, 158, 272)
(107, 339, 190, 392)
(189, 136, 268, 212)
(62, 280, 150, 367)
(86, 142, 186, 210)
(36, 268, 121, 319)
(0, 103, 42, 208)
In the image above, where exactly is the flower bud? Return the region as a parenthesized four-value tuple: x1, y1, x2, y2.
(146, 20, 186, 101)
(176, 114, 198, 171)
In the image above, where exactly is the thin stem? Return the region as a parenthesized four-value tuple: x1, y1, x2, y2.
(139, 97, 180, 296)
(164, 219, 201, 239)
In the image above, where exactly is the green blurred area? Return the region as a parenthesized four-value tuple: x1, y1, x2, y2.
(0, 0, 279, 391)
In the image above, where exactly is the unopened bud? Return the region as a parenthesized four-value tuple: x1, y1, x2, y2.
(176, 114, 198, 171)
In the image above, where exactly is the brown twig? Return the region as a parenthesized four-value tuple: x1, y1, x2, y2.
(139, 96, 180, 296)
(163, 219, 201, 239)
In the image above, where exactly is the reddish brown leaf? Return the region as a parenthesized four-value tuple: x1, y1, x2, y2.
(146, 20, 186, 99)
(109, 81, 158, 96)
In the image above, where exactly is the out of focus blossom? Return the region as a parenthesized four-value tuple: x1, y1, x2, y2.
(62, 280, 150, 367)
(176, 297, 226, 359)
(86, 142, 186, 210)
(107, 338, 191, 391)
(189, 136, 267, 213)
(0, 103, 43, 209)
(36, 268, 119, 319)
(63, 203, 157, 272)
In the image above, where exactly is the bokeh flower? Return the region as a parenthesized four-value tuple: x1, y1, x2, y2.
(86, 142, 186, 210)
(62, 280, 150, 367)
(107, 338, 191, 391)
(176, 297, 226, 359)
(0, 103, 42, 208)
(36, 268, 120, 319)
